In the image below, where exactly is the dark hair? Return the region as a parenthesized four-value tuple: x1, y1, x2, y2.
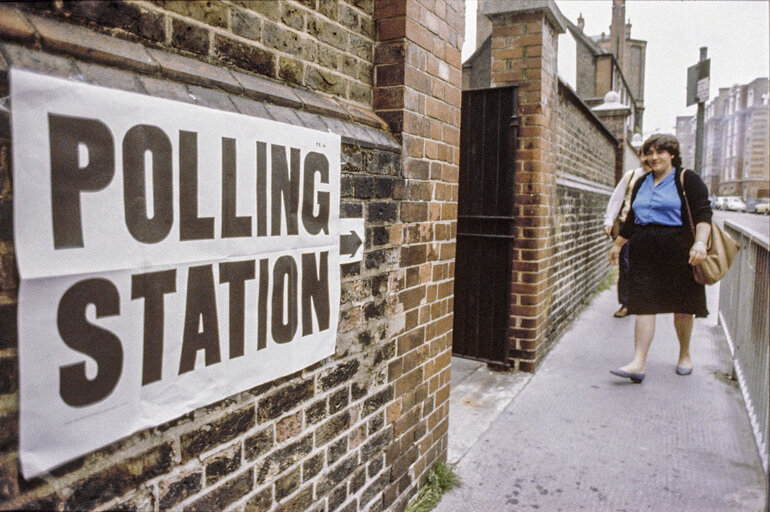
(641, 134, 683, 169)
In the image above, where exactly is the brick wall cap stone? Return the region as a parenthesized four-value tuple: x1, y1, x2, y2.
(1, 40, 399, 154)
(1, 13, 397, 150)
(293, 87, 351, 119)
(484, 0, 567, 34)
(229, 68, 303, 110)
(0, 5, 36, 43)
(187, 83, 239, 112)
(147, 47, 243, 94)
(338, 102, 389, 130)
(26, 11, 159, 74)
(0, 42, 77, 79)
(366, 127, 401, 153)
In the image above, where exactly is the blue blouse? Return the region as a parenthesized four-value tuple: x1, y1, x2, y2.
(632, 170, 682, 226)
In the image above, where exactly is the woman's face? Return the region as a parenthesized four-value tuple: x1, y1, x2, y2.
(645, 148, 674, 173)
(639, 153, 650, 171)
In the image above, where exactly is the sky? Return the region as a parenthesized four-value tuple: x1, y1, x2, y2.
(461, 0, 770, 136)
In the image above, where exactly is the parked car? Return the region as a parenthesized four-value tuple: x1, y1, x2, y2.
(753, 200, 770, 215)
(724, 197, 747, 212)
(713, 196, 729, 210)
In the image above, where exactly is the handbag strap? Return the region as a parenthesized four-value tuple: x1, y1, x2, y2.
(679, 169, 697, 237)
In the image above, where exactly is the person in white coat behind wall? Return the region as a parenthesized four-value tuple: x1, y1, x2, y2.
(603, 154, 649, 318)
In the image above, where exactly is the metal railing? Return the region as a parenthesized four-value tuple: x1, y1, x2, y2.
(718, 220, 769, 475)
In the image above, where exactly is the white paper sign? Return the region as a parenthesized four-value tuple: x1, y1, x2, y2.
(11, 69, 342, 478)
(697, 77, 710, 103)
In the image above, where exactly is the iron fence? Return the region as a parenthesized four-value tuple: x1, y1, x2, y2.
(718, 220, 769, 475)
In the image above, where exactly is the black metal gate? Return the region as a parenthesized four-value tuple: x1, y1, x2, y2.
(452, 86, 519, 366)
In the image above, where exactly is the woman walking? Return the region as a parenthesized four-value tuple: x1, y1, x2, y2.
(603, 154, 649, 318)
(608, 134, 712, 383)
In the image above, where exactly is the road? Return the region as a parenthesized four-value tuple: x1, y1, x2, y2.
(713, 209, 769, 240)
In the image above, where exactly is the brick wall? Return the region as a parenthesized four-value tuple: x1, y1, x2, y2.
(545, 83, 615, 356)
(19, 0, 376, 106)
(474, 4, 616, 371)
(371, 1, 463, 508)
(0, 1, 462, 510)
(554, 84, 616, 189)
(490, 8, 563, 372)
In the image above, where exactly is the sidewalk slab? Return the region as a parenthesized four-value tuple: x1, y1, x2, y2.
(448, 357, 532, 464)
(439, 284, 767, 511)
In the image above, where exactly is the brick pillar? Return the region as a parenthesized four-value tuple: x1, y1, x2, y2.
(373, 0, 463, 508)
(593, 113, 631, 183)
(488, 5, 565, 372)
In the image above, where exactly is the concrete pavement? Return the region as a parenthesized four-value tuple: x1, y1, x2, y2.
(438, 283, 767, 511)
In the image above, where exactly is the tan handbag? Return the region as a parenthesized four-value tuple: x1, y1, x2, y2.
(680, 170, 740, 285)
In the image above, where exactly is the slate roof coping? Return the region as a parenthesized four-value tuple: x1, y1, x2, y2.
(0, 6, 397, 152)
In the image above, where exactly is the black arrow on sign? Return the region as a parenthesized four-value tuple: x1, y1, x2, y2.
(340, 230, 362, 258)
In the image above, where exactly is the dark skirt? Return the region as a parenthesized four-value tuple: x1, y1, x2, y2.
(626, 224, 708, 318)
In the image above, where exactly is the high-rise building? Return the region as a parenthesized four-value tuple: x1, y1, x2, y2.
(706, 78, 769, 200)
(703, 90, 728, 193)
(676, 115, 696, 171)
(741, 78, 770, 200)
(681, 77, 768, 200)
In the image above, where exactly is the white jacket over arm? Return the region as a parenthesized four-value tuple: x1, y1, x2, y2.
(603, 173, 629, 227)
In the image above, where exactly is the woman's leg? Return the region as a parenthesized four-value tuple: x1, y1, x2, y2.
(673, 313, 694, 369)
(621, 314, 656, 373)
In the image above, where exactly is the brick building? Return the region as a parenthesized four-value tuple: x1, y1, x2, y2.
(460, 0, 619, 371)
(589, 0, 645, 133)
(685, 77, 769, 200)
(676, 115, 696, 170)
(709, 78, 769, 200)
(0, 1, 464, 511)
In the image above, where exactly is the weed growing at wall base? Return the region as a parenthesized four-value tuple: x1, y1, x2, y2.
(597, 265, 618, 293)
(405, 461, 460, 512)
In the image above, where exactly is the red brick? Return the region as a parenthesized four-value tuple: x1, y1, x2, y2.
(378, 16, 406, 40)
(374, 0, 407, 19)
(401, 202, 428, 222)
(397, 326, 425, 355)
(395, 367, 423, 397)
(376, 62, 405, 86)
(373, 86, 405, 110)
(386, 400, 402, 424)
(405, 18, 432, 51)
(526, 21, 543, 34)
(493, 23, 525, 37)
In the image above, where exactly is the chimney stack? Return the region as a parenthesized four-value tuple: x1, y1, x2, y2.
(610, 0, 626, 70)
(625, 19, 632, 40)
(577, 13, 584, 32)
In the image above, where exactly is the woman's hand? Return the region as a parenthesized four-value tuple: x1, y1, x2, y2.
(688, 240, 707, 265)
(689, 222, 711, 266)
(609, 244, 620, 265)
(609, 236, 627, 265)
(609, 242, 623, 265)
